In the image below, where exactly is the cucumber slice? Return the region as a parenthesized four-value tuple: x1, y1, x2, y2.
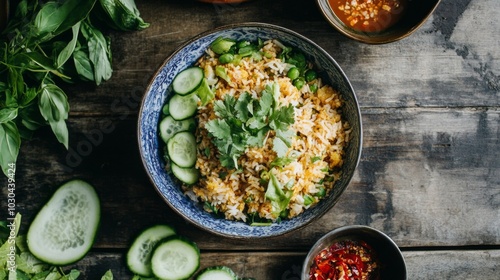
(151, 236, 200, 280)
(171, 163, 200, 185)
(196, 266, 238, 280)
(172, 67, 204, 95)
(168, 93, 199, 120)
(126, 224, 176, 277)
(26, 180, 100, 265)
(159, 116, 196, 143)
(167, 131, 197, 168)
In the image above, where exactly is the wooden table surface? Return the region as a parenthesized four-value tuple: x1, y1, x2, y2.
(3, 0, 499, 279)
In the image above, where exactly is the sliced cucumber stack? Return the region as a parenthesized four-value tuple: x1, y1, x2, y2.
(195, 266, 238, 280)
(127, 224, 177, 277)
(158, 65, 217, 185)
(151, 236, 200, 280)
(27, 179, 100, 265)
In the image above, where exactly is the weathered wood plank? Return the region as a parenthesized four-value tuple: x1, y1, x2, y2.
(69, 250, 500, 279)
(6, 107, 498, 250)
(1, 0, 499, 277)
(65, 0, 499, 117)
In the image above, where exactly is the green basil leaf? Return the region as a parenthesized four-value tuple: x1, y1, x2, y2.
(51, 41, 67, 58)
(19, 52, 70, 79)
(14, 0, 30, 19)
(48, 119, 69, 149)
(6, 68, 22, 107)
(21, 52, 56, 71)
(38, 83, 69, 148)
(0, 108, 18, 123)
(0, 121, 21, 176)
(34, 0, 97, 42)
(98, 0, 150, 31)
(81, 20, 112, 85)
(73, 48, 95, 82)
(19, 102, 45, 131)
(56, 22, 81, 68)
(19, 87, 39, 107)
(42, 269, 64, 280)
(101, 270, 113, 280)
(39, 83, 69, 122)
(34, 2, 60, 37)
(60, 269, 80, 280)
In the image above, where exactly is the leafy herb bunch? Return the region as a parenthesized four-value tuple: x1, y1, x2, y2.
(205, 82, 295, 170)
(0, 0, 149, 176)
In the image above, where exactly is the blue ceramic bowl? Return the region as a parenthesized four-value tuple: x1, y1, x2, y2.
(302, 225, 407, 279)
(138, 22, 362, 238)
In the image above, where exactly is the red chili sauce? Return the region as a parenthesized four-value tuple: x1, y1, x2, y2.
(309, 239, 380, 280)
(329, 0, 407, 33)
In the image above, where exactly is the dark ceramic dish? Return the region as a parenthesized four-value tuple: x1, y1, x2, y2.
(138, 23, 362, 238)
(316, 0, 441, 44)
(302, 225, 407, 279)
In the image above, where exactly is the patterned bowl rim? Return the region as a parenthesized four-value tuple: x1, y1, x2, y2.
(138, 22, 363, 238)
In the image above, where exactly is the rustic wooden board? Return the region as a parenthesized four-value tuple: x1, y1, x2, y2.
(66, 0, 499, 115)
(1, 0, 499, 278)
(10, 106, 499, 250)
(70, 250, 500, 279)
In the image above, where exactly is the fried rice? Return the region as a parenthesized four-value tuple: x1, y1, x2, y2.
(182, 39, 350, 223)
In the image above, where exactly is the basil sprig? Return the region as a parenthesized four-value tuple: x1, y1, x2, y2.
(0, 0, 149, 176)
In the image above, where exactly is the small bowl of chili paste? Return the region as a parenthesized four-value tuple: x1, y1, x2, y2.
(316, 0, 441, 44)
(302, 225, 406, 280)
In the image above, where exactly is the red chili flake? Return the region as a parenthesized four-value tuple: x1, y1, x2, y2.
(309, 240, 380, 280)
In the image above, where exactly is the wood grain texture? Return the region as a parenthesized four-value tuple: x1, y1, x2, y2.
(1, 0, 499, 278)
(70, 250, 500, 279)
(9, 107, 499, 249)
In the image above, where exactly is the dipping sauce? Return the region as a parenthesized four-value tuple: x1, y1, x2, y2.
(329, 0, 407, 32)
(309, 239, 380, 280)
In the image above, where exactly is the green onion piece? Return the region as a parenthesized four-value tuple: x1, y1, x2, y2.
(211, 37, 236, 54)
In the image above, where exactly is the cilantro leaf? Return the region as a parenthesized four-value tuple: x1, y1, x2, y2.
(223, 95, 237, 113)
(213, 99, 232, 119)
(256, 86, 274, 117)
(204, 82, 295, 170)
(269, 104, 294, 131)
(205, 119, 231, 140)
(246, 116, 267, 130)
(235, 92, 252, 122)
(246, 128, 269, 147)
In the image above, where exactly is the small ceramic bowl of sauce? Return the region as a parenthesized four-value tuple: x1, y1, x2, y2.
(302, 225, 407, 279)
(316, 0, 441, 44)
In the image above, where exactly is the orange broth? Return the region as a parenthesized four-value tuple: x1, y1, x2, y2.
(329, 0, 407, 33)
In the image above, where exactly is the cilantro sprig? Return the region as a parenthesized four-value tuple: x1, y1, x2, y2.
(205, 82, 295, 169)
